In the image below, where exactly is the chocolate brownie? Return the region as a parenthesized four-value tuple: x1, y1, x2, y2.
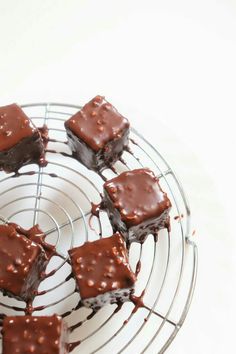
(103, 168, 172, 243)
(0, 224, 48, 301)
(0, 104, 44, 172)
(69, 233, 136, 310)
(65, 96, 130, 171)
(2, 315, 68, 354)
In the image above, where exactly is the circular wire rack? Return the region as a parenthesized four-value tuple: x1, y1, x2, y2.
(0, 103, 197, 354)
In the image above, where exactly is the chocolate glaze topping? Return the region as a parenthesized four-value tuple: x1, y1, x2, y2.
(104, 168, 171, 227)
(91, 202, 101, 218)
(0, 224, 48, 301)
(69, 233, 136, 299)
(9, 223, 55, 260)
(0, 104, 37, 151)
(65, 95, 130, 152)
(2, 315, 68, 354)
(0, 104, 45, 173)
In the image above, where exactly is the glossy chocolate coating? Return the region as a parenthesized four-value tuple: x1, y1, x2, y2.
(2, 315, 68, 354)
(10, 223, 55, 260)
(0, 104, 44, 172)
(104, 168, 171, 226)
(0, 104, 37, 151)
(65, 96, 130, 171)
(104, 169, 171, 242)
(69, 233, 136, 299)
(65, 96, 129, 151)
(0, 224, 48, 301)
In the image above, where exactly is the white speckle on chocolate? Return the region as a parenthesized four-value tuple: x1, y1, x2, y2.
(68, 233, 136, 309)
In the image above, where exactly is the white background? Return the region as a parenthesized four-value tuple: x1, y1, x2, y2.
(0, 1, 235, 353)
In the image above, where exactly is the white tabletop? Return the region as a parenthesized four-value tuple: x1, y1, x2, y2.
(0, 1, 235, 353)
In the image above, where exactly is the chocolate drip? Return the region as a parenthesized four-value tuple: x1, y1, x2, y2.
(129, 138, 138, 146)
(91, 202, 101, 218)
(114, 301, 124, 313)
(13, 170, 36, 178)
(119, 156, 128, 167)
(69, 310, 96, 332)
(0, 303, 24, 312)
(38, 124, 49, 166)
(61, 301, 82, 319)
(110, 165, 118, 174)
(125, 145, 137, 157)
(174, 214, 184, 221)
(65, 301, 126, 347)
(88, 202, 105, 234)
(9, 223, 56, 260)
(98, 171, 107, 181)
(130, 290, 145, 314)
(48, 173, 58, 178)
(135, 260, 142, 276)
(68, 341, 81, 352)
(61, 152, 73, 158)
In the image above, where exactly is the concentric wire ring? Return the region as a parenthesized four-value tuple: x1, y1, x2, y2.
(0, 103, 197, 353)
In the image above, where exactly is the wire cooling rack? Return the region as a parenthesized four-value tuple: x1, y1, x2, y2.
(0, 103, 197, 354)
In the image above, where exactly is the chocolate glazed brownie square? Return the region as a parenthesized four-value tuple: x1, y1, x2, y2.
(0, 224, 48, 302)
(69, 233, 136, 310)
(2, 315, 68, 354)
(103, 168, 172, 243)
(0, 104, 44, 173)
(65, 96, 130, 171)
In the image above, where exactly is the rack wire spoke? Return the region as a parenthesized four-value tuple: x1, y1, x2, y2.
(33, 104, 49, 225)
